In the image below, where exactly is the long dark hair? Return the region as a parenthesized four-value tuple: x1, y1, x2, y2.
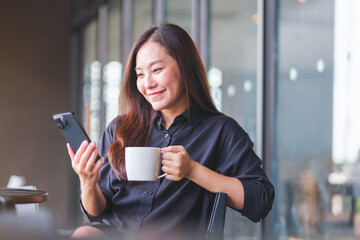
(108, 23, 222, 180)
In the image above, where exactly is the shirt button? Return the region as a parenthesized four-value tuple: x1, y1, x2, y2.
(164, 133, 169, 138)
(147, 191, 153, 196)
(135, 216, 143, 221)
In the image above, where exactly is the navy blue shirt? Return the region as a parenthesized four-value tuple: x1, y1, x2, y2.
(81, 108, 274, 239)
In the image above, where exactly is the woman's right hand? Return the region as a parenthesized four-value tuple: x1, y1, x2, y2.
(67, 141, 105, 191)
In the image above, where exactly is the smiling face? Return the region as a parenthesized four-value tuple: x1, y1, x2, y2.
(135, 41, 187, 119)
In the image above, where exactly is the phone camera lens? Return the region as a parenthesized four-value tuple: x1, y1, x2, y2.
(54, 117, 66, 129)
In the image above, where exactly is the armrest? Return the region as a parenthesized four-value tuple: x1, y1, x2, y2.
(207, 192, 227, 240)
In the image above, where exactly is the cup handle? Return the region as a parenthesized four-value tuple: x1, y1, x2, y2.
(158, 173, 167, 179)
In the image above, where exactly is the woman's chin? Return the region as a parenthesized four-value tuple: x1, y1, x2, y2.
(150, 104, 164, 112)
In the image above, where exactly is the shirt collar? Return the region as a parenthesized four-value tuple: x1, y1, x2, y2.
(152, 111, 163, 129)
(152, 105, 207, 129)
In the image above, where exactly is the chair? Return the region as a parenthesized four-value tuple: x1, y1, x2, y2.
(6, 175, 39, 215)
(207, 192, 227, 240)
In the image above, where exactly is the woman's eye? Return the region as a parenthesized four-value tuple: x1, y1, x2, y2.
(136, 73, 144, 78)
(153, 68, 162, 73)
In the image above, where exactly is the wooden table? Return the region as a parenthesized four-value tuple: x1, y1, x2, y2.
(0, 187, 48, 211)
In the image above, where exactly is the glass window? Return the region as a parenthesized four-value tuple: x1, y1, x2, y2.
(104, 0, 122, 126)
(275, 0, 360, 239)
(209, 0, 260, 239)
(82, 20, 101, 142)
(165, 0, 192, 36)
(209, 0, 258, 143)
(133, 0, 152, 41)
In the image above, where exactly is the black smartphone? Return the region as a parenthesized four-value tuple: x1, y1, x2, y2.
(53, 112, 93, 155)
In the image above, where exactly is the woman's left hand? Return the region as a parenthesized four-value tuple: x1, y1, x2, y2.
(161, 145, 196, 181)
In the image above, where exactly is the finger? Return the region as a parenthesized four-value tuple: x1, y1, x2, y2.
(161, 160, 173, 170)
(67, 143, 75, 160)
(162, 150, 183, 159)
(161, 145, 184, 153)
(163, 152, 182, 163)
(164, 172, 179, 181)
(93, 157, 105, 172)
(85, 148, 99, 171)
(79, 142, 96, 170)
(162, 158, 180, 172)
(161, 165, 174, 175)
(162, 155, 185, 172)
(162, 152, 174, 161)
(162, 160, 181, 172)
(74, 141, 89, 164)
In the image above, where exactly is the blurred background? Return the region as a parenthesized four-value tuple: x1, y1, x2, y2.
(1, 0, 360, 239)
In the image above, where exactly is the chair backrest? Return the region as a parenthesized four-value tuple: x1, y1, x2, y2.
(207, 192, 227, 240)
(0, 196, 7, 212)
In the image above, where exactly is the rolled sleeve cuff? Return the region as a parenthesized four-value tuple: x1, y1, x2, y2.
(80, 192, 112, 223)
(238, 179, 274, 223)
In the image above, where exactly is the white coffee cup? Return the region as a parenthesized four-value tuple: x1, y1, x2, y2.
(125, 147, 166, 181)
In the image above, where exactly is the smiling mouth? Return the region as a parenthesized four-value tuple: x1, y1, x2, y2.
(147, 90, 165, 97)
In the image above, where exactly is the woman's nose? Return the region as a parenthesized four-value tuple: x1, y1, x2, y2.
(144, 74, 157, 89)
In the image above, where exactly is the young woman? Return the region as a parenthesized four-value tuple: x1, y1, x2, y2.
(68, 23, 274, 239)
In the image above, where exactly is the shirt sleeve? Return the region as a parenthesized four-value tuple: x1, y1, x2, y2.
(79, 118, 117, 223)
(216, 117, 275, 223)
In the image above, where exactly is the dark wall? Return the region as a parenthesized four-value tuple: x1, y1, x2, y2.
(0, 0, 73, 228)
